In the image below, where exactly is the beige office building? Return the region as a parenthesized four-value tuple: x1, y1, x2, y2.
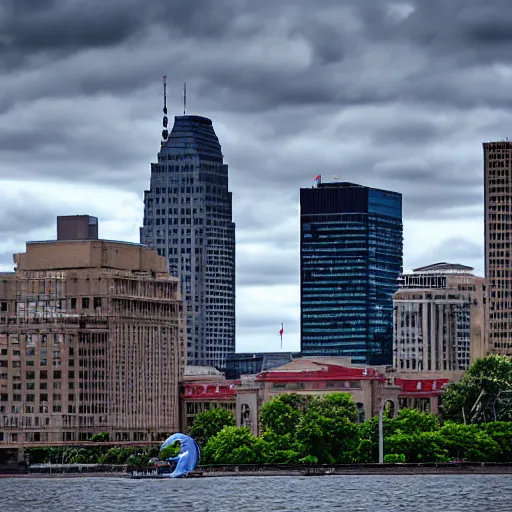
(484, 141, 512, 355)
(393, 263, 485, 372)
(0, 216, 184, 449)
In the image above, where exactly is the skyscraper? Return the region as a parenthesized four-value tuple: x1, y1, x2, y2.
(300, 181, 403, 364)
(141, 92, 235, 369)
(484, 141, 512, 355)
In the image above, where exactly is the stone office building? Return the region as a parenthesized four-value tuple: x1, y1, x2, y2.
(0, 216, 184, 452)
(393, 262, 485, 372)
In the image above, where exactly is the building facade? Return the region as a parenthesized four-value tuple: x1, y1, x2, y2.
(180, 357, 458, 437)
(484, 141, 512, 355)
(0, 217, 184, 449)
(300, 182, 403, 365)
(393, 263, 485, 372)
(141, 114, 236, 369)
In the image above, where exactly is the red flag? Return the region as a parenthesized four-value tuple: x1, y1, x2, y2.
(279, 323, 284, 348)
(313, 174, 321, 181)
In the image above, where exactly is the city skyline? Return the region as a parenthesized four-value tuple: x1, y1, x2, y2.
(0, 0, 499, 353)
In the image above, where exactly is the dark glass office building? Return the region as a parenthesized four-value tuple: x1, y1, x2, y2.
(300, 182, 403, 364)
(140, 115, 235, 368)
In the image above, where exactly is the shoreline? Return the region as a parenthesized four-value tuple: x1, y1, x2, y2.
(3, 462, 512, 478)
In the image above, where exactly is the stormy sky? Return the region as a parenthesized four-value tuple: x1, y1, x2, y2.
(0, 0, 505, 352)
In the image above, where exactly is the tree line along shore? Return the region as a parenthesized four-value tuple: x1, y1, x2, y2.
(21, 355, 512, 468)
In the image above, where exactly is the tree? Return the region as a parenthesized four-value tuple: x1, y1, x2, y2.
(254, 432, 301, 464)
(296, 410, 360, 464)
(442, 355, 512, 423)
(259, 396, 303, 436)
(438, 423, 501, 461)
(392, 408, 440, 435)
(479, 422, 512, 462)
(189, 408, 235, 447)
(202, 426, 258, 464)
(308, 393, 358, 423)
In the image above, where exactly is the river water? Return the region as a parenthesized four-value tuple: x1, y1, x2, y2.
(1, 474, 511, 511)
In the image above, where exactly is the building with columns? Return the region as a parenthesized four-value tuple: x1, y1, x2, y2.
(393, 262, 485, 372)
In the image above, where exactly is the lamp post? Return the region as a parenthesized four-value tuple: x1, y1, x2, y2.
(378, 397, 384, 464)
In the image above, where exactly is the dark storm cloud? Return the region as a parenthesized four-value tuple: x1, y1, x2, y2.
(0, 0, 505, 293)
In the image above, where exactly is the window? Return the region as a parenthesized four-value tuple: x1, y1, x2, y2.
(93, 297, 102, 309)
(70, 298, 77, 310)
(0, 302, 7, 312)
(53, 370, 61, 379)
(82, 298, 90, 309)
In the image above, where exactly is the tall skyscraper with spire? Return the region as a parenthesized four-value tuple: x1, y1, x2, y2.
(140, 78, 236, 368)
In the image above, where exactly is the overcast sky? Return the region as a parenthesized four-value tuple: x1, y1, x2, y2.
(0, 0, 506, 352)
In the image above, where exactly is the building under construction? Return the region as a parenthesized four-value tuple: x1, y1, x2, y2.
(0, 216, 184, 453)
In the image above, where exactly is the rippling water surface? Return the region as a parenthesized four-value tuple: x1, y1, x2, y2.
(1, 475, 511, 512)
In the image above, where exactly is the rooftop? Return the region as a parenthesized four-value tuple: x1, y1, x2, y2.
(412, 262, 474, 274)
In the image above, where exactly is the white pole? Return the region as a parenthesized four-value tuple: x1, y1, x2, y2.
(378, 400, 384, 464)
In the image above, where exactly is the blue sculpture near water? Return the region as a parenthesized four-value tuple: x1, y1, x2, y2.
(159, 433, 201, 478)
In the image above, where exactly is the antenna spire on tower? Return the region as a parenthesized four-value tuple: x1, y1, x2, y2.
(162, 75, 169, 144)
(183, 82, 187, 115)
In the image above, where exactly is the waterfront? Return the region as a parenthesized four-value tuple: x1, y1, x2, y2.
(1, 475, 511, 511)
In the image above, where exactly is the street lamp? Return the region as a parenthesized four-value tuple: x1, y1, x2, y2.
(378, 399, 384, 464)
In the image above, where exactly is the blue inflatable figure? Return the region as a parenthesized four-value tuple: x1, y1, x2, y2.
(159, 433, 200, 478)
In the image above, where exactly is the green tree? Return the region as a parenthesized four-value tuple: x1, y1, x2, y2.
(479, 422, 512, 462)
(442, 355, 512, 423)
(392, 408, 440, 435)
(438, 423, 501, 461)
(189, 408, 235, 447)
(254, 432, 301, 464)
(296, 410, 360, 464)
(259, 396, 302, 436)
(308, 393, 358, 423)
(202, 426, 258, 465)
(385, 431, 448, 463)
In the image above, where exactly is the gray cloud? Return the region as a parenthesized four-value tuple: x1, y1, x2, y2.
(0, 0, 503, 348)
(409, 237, 484, 272)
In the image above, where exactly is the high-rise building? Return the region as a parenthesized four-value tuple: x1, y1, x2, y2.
(0, 217, 184, 449)
(140, 110, 236, 369)
(484, 141, 512, 355)
(300, 181, 403, 364)
(393, 263, 485, 372)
